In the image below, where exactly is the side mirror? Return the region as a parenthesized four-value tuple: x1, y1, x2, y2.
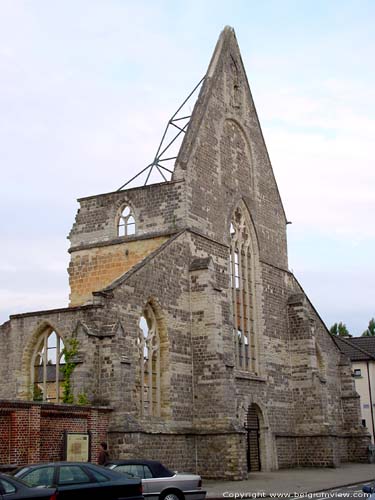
(362, 486, 373, 494)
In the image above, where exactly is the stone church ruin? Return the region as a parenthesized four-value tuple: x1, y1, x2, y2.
(0, 27, 368, 479)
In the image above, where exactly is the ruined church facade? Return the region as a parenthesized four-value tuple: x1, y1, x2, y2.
(0, 28, 368, 478)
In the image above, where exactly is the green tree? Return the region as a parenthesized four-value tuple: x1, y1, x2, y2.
(362, 318, 375, 337)
(330, 322, 352, 337)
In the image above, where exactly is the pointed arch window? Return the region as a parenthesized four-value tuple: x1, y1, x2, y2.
(31, 328, 65, 402)
(229, 206, 258, 373)
(118, 206, 136, 237)
(138, 304, 161, 417)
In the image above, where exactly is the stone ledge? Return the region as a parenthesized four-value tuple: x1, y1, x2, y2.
(69, 229, 178, 253)
(235, 371, 266, 382)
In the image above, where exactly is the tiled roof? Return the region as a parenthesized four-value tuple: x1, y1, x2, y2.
(334, 336, 375, 361)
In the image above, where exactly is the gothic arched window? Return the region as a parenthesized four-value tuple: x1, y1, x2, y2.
(138, 303, 161, 417)
(118, 206, 136, 237)
(229, 206, 258, 373)
(30, 328, 65, 402)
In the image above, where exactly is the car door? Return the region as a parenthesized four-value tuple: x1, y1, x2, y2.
(56, 464, 103, 500)
(113, 464, 153, 496)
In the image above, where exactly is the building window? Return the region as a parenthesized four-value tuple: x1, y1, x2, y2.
(353, 368, 362, 378)
(118, 206, 136, 237)
(31, 328, 65, 402)
(229, 205, 258, 373)
(138, 303, 161, 417)
(362, 419, 367, 427)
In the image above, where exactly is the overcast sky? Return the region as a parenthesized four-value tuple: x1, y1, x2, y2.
(1, 1, 374, 336)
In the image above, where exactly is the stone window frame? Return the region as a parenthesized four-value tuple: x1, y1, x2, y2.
(29, 325, 65, 403)
(229, 202, 260, 375)
(137, 300, 170, 419)
(117, 204, 136, 237)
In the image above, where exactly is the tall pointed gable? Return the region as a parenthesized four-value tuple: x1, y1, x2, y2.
(174, 27, 288, 271)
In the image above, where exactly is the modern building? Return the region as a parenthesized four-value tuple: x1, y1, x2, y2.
(335, 336, 375, 443)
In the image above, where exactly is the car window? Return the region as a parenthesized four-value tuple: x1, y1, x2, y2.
(87, 467, 110, 483)
(0, 478, 16, 494)
(21, 467, 55, 487)
(115, 464, 145, 478)
(143, 466, 153, 478)
(59, 465, 91, 485)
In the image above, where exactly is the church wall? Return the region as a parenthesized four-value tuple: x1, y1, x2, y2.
(0, 304, 103, 404)
(174, 35, 288, 272)
(93, 232, 194, 427)
(67, 180, 185, 306)
(69, 180, 185, 248)
(68, 235, 169, 306)
(108, 432, 196, 475)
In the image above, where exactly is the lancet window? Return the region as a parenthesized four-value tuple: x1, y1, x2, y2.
(30, 328, 65, 402)
(118, 206, 136, 237)
(229, 206, 258, 373)
(138, 304, 161, 417)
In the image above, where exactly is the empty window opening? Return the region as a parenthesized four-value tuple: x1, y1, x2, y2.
(138, 304, 161, 417)
(118, 206, 136, 236)
(230, 206, 258, 374)
(31, 328, 65, 403)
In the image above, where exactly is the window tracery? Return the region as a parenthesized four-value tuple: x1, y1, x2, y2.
(118, 206, 136, 237)
(138, 304, 161, 417)
(30, 328, 65, 402)
(229, 206, 258, 373)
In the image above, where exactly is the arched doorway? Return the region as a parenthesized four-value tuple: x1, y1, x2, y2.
(245, 404, 261, 472)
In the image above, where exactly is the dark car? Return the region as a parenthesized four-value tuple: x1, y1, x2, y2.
(0, 473, 57, 499)
(12, 462, 143, 500)
(106, 460, 206, 500)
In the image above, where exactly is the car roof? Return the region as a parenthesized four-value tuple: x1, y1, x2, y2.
(107, 459, 174, 477)
(16, 462, 104, 467)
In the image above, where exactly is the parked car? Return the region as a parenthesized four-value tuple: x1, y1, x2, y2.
(12, 462, 143, 500)
(362, 484, 375, 499)
(0, 472, 57, 499)
(106, 459, 206, 500)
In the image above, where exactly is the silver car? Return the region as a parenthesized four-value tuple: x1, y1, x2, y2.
(106, 460, 206, 500)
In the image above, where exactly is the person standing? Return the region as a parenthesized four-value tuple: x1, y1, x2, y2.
(98, 441, 109, 465)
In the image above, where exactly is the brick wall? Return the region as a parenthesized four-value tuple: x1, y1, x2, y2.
(0, 401, 110, 466)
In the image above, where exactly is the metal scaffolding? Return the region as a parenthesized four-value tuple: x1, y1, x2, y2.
(117, 76, 205, 191)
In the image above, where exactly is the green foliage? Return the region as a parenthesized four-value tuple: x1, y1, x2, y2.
(77, 393, 90, 406)
(61, 338, 79, 404)
(33, 384, 43, 402)
(362, 318, 375, 337)
(330, 322, 352, 337)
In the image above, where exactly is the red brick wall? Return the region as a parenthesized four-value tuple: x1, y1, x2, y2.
(0, 401, 110, 466)
(0, 414, 10, 463)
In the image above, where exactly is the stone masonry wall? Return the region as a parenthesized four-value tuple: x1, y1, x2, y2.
(68, 235, 169, 306)
(69, 180, 185, 248)
(108, 432, 196, 474)
(173, 28, 288, 271)
(92, 232, 193, 426)
(0, 304, 104, 404)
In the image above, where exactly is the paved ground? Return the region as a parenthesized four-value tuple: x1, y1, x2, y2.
(205, 463, 375, 498)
